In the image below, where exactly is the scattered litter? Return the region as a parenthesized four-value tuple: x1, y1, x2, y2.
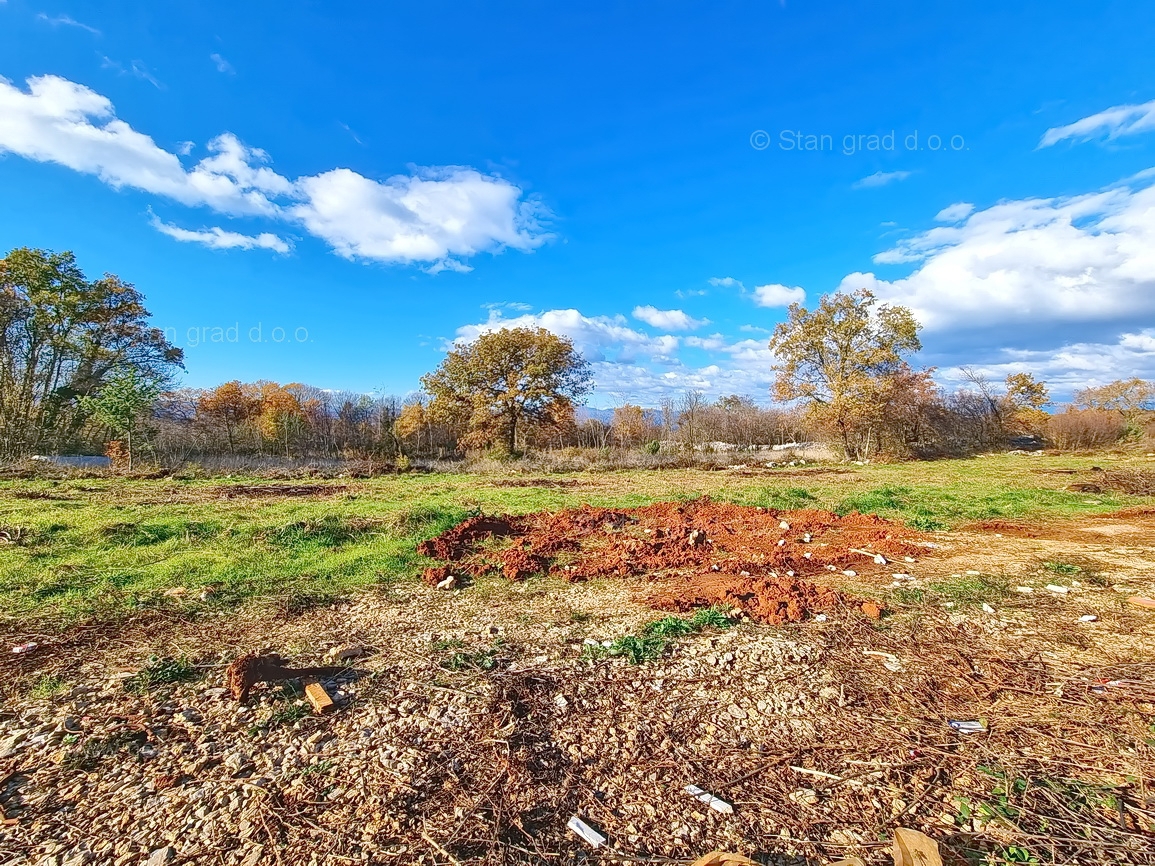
(779, 520, 790, 529)
(891, 573, 912, 581)
(566, 815, 606, 848)
(948, 719, 987, 735)
(849, 547, 887, 564)
(814, 614, 828, 622)
(1015, 586, 1034, 594)
(436, 575, 458, 591)
(11, 642, 37, 654)
(1128, 596, 1155, 610)
(842, 569, 857, 577)
(685, 784, 734, 814)
(1046, 584, 1069, 594)
(981, 603, 996, 614)
(1078, 614, 1098, 623)
(966, 570, 981, 576)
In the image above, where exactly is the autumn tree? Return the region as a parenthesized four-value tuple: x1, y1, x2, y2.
(1003, 372, 1050, 436)
(0, 247, 182, 457)
(611, 404, 650, 446)
(197, 381, 260, 449)
(420, 327, 592, 455)
(1073, 379, 1153, 437)
(768, 289, 922, 458)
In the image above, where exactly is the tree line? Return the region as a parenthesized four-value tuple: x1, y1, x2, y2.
(1, 247, 1148, 466)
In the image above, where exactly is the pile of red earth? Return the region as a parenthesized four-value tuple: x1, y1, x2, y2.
(418, 497, 932, 624)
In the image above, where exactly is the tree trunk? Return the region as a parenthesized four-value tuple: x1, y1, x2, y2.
(507, 413, 518, 455)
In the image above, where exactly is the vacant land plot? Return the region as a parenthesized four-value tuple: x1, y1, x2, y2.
(3, 454, 1155, 865)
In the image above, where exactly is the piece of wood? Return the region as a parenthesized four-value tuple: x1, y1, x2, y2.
(1128, 596, 1155, 611)
(302, 677, 335, 714)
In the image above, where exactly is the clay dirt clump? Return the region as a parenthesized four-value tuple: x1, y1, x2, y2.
(418, 497, 931, 623)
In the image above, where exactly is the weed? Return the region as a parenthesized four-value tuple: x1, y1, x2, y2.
(593, 606, 734, 664)
(431, 638, 465, 651)
(62, 730, 149, 771)
(124, 656, 198, 694)
(280, 590, 342, 617)
(569, 609, 592, 623)
(891, 587, 925, 605)
(266, 703, 310, 729)
(1043, 561, 1082, 576)
(29, 674, 67, 699)
(927, 574, 1012, 607)
(300, 759, 335, 777)
(442, 648, 498, 671)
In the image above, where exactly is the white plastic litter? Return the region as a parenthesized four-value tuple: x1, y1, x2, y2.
(684, 784, 734, 814)
(567, 816, 606, 848)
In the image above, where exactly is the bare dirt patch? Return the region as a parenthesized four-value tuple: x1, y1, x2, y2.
(418, 498, 929, 623)
(209, 483, 349, 499)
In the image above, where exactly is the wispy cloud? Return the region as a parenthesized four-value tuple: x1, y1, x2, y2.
(934, 202, 974, 222)
(210, 53, 234, 74)
(37, 12, 100, 35)
(338, 122, 363, 145)
(130, 60, 161, 89)
(1040, 99, 1155, 148)
(149, 211, 290, 254)
(852, 170, 912, 189)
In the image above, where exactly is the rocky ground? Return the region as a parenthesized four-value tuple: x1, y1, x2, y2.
(4, 509, 1155, 865)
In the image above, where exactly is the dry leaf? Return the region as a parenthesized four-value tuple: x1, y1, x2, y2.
(892, 828, 943, 866)
(690, 852, 757, 866)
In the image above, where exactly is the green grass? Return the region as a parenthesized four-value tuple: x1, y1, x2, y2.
(29, 674, 67, 699)
(0, 454, 1143, 625)
(124, 655, 199, 694)
(594, 607, 735, 664)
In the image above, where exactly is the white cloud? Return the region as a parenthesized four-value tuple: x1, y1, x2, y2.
(0, 74, 547, 268)
(37, 13, 100, 35)
(631, 306, 708, 330)
(451, 308, 779, 404)
(149, 212, 290, 253)
(290, 167, 546, 264)
(752, 283, 805, 307)
(852, 170, 912, 189)
(942, 329, 1155, 396)
(1040, 99, 1155, 148)
(210, 53, 235, 74)
(840, 172, 1155, 331)
(934, 202, 974, 222)
(708, 276, 739, 288)
(129, 61, 161, 89)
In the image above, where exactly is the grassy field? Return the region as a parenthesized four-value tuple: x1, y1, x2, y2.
(1, 452, 1143, 625)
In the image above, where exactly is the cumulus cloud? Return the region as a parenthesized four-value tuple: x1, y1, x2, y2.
(149, 212, 290, 253)
(456, 309, 680, 365)
(840, 173, 1155, 332)
(0, 74, 547, 267)
(752, 283, 805, 307)
(934, 202, 974, 222)
(940, 329, 1155, 396)
(852, 170, 912, 189)
(451, 309, 778, 404)
(1040, 99, 1155, 148)
(631, 306, 708, 331)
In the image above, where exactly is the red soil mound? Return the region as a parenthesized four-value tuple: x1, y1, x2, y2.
(418, 497, 931, 623)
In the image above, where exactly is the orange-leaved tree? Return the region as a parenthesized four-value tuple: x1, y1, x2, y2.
(421, 327, 592, 456)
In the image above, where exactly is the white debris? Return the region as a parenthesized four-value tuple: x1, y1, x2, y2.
(1046, 584, 1069, 594)
(685, 784, 734, 814)
(567, 816, 606, 848)
(1078, 614, 1098, 623)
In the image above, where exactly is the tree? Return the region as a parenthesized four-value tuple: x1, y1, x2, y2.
(1074, 379, 1154, 435)
(768, 289, 922, 458)
(1003, 372, 1050, 436)
(0, 247, 182, 457)
(79, 369, 161, 469)
(611, 404, 649, 446)
(197, 381, 260, 449)
(420, 327, 592, 455)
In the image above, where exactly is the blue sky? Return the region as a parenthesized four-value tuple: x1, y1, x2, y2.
(2, 0, 1154, 406)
